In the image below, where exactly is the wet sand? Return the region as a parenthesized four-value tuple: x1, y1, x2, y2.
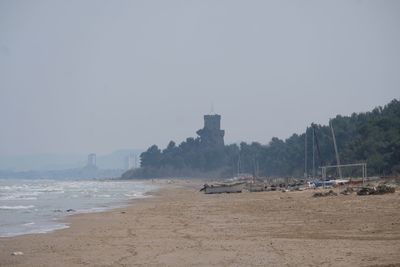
(1, 180, 399, 267)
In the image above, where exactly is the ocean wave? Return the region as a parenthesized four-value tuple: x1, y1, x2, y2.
(0, 179, 156, 237)
(0, 194, 38, 201)
(37, 188, 64, 193)
(0, 223, 69, 237)
(124, 192, 147, 198)
(96, 194, 111, 198)
(0, 205, 35, 210)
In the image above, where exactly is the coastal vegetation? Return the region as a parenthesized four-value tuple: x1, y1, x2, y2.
(122, 99, 400, 179)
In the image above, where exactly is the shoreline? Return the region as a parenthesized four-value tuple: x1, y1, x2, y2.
(1, 180, 399, 266)
(0, 179, 162, 239)
(0, 178, 188, 239)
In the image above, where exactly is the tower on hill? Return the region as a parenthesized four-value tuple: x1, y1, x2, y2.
(196, 114, 225, 147)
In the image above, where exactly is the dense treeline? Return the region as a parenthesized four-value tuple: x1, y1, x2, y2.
(122, 99, 400, 179)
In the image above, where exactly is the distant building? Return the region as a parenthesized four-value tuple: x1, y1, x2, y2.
(87, 153, 96, 167)
(124, 153, 136, 170)
(196, 114, 225, 147)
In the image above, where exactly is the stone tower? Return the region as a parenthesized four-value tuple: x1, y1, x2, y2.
(196, 114, 225, 147)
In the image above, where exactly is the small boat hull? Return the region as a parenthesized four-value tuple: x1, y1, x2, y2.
(202, 183, 244, 194)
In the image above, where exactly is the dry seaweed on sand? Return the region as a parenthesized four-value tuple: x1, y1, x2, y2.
(313, 190, 338, 197)
(357, 184, 396, 196)
(340, 187, 354, 195)
(375, 184, 396, 194)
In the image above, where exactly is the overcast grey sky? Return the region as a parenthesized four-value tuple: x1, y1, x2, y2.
(0, 0, 399, 156)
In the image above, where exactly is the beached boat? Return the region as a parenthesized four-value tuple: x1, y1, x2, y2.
(247, 183, 266, 192)
(200, 182, 245, 194)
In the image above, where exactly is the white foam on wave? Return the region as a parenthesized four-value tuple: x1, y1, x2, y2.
(0, 205, 35, 210)
(0, 194, 38, 201)
(0, 179, 157, 237)
(0, 223, 69, 237)
(96, 194, 112, 198)
(37, 187, 64, 193)
(124, 191, 148, 199)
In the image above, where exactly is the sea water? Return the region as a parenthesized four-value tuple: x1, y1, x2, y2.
(0, 179, 156, 237)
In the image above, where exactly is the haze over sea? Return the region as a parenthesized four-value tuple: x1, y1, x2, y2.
(0, 178, 155, 237)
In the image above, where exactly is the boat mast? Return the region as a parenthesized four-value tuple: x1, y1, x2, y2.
(312, 126, 315, 178)
(304, 127, 308, 179)
(330, 121, 342, 179)
(237, 152, 241, 177)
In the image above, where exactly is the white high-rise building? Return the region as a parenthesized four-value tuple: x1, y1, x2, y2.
(124, 153, 136, 170)
(87, 153, 96, 167)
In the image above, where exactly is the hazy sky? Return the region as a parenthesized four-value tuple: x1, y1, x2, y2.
(1, 0, 399, 156)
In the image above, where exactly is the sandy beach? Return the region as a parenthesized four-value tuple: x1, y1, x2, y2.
(1, 180, 399, 267)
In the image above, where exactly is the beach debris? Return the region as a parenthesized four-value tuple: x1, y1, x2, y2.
(357, 184, 396, 196)
(313, 190, 337, 197)
(200, 183, 244, 194)
(11, 251, 24, 256)
(53, 209, 63, 212)
(66, 209, 76, 212)
(340, 187, 354, 195)
(357, 187, 374, 195)
(375, 184, 396, 194)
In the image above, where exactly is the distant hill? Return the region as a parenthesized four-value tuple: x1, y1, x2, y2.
(122, 99, 400, 179)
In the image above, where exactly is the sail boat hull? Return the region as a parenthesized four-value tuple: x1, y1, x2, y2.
(201, 183, 245, 194)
